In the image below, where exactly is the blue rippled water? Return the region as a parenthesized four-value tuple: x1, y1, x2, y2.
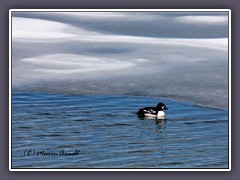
(11, 91, 229, 169)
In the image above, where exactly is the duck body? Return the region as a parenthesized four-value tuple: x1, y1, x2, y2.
(137, 102, 168, 118)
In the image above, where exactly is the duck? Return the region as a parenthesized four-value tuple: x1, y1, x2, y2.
(137, 102, 168, 118)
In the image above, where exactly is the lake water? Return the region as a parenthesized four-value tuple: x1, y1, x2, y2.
(11, 91, 229, 169)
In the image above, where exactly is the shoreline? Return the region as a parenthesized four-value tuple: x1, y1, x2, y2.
(12, 89, 228, 111)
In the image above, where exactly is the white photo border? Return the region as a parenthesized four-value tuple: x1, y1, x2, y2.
(9, 9, 231, 171)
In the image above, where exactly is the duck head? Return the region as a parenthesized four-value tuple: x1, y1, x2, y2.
(156, 102, 168, 111)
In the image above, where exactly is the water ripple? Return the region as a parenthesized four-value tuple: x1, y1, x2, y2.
(11, 92, 229, 169)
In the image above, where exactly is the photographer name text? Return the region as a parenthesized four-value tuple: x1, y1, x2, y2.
(24, 149, 81, 157)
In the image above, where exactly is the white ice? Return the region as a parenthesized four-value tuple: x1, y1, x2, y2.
(11, 11, 229, 109)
